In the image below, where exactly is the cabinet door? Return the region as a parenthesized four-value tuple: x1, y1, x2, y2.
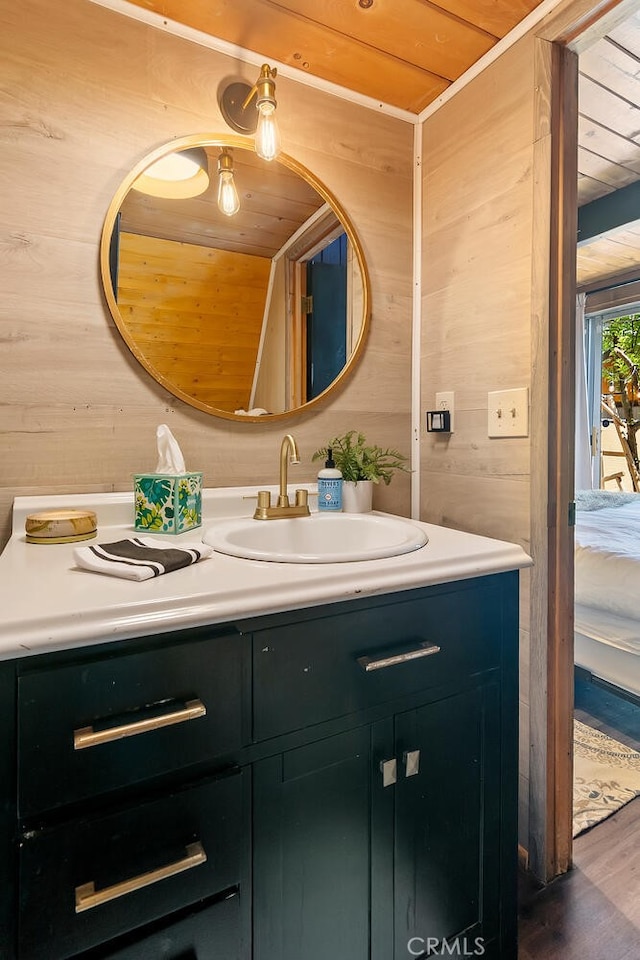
(253, 723, 394, 960)
(393, 683, 501, 958)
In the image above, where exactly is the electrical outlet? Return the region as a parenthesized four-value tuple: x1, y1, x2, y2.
(487, 388, 529, 438)
(435, 391, 454, 433)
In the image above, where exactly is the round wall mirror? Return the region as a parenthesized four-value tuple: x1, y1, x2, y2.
(100, 134, 370, 422)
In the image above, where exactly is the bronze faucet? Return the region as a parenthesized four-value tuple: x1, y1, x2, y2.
(253, 434, 311, 520)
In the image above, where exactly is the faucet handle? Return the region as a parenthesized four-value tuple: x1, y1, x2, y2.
(295, 489, 309, 508)
(243, 491, 272, 503)
(256, 490, 271, 509)
(252, 490, 272, 520)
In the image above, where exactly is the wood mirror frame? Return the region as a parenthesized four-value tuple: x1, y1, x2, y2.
(100, 134, 370, 422)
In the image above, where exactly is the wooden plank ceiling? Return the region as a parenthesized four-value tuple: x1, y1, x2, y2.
(125, 0, 640, 293)
(577, 9, 640, 290)
(127, 0, 546, 113)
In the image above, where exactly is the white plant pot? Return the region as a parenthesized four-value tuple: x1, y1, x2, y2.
(341, 480, 373, 513)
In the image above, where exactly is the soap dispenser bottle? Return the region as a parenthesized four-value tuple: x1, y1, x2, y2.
(317, 448, 343, 512)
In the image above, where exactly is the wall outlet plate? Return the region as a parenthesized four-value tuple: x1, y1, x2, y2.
(487, 388, 529, 438)
(434, 391, 455, 433)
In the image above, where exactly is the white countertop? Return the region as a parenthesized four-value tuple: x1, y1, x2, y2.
(0, 487, 532, 660)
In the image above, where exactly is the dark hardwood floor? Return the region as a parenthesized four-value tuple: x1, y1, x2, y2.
(518, 677, 640, 959)
(574, 674, 640, 752)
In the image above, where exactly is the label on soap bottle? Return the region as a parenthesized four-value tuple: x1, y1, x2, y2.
(318, 477, 343, 511)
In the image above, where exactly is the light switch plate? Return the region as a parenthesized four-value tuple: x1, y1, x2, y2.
(487, 388, 529, 438)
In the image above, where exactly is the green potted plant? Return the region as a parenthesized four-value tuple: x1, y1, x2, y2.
(313, 431, 410, 512)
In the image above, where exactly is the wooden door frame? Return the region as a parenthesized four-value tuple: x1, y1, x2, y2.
(547, 39, 578, 880)
(529, 37, 577, 883)
(531, 0, 634, 882)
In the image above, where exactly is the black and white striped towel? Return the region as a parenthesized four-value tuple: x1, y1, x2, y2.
(73, 538, 214, 581)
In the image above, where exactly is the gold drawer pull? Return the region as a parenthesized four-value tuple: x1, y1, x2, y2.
(75, 841, 207, 913)
(73, 699, 207, 750)
(357, 642, 441, 672)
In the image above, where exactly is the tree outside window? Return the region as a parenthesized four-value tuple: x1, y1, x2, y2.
(602, 313, 640, 484)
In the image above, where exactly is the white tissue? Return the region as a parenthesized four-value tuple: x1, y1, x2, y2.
(155, 424, 186, 474)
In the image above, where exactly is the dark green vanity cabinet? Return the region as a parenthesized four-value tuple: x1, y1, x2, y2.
(251, 573, 518, 960)
(3, 625, 252, 960)
(0, 571, 519, 960)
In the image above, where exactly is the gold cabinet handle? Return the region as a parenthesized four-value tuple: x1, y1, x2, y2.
(403, 749, 421, 777)
(75, 841, 207, 913)
(73, 698, 207, 750)
(380, 758, 397, 787)
(357, 642, 441, 672)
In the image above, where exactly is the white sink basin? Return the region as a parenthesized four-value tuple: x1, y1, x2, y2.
(203, 512, 428, 563)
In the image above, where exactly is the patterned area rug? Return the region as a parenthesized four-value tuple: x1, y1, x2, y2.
(573, 719, 640, 837)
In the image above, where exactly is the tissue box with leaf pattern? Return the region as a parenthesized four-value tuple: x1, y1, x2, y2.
(134, 473, 202, 534)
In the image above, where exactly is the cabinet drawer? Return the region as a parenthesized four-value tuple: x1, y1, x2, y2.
(18, 632, 247, 817)
(18, 769, 248, 960)
(97, 893, 242, 959)
(253, 581, 502, 740)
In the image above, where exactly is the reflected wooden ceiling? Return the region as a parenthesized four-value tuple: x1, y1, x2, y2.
(121, 146, 326, 259)
(125, 0, 640, 292)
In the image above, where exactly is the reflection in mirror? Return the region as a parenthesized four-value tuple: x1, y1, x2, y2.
(101, 137, 369, 422)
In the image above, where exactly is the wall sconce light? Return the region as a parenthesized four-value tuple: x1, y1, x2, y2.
(219, 64, 282, 162)
(132, 147, 209, 199)
(217, 149, 240, 217)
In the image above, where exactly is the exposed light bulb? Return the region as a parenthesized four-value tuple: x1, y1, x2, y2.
(217, 150, 240, 217)
(255, 101, 281, 161)
(217, 169, 240, 216)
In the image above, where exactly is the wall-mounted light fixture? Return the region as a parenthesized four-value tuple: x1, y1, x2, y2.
(217, 148, 240, 217)
(219, 64, 282, 162)
(132, 147, 209, 199)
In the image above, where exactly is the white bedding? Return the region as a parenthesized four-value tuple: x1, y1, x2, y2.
(574, 603, 640, 655)
(575, 496, 640, 622)
(574, 629, 640, 699)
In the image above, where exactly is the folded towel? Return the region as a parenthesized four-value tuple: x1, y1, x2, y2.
(74, 537, 213, 581)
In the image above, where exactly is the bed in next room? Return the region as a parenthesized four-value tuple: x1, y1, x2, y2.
(574, 489, 640, 702)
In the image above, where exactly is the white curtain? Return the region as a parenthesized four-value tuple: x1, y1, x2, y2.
(575, 292, 593, 490)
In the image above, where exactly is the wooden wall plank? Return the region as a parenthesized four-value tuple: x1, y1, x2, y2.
(0, 0, 414, 551)
(421, 33, 537, 858)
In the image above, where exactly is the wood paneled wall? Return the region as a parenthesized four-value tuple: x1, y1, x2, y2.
(421, 37, 538, 853)
(0, 0, 414, 548)
(118, 233, 270, 411)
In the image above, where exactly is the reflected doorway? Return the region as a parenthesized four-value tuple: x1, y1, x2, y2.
(306, 235, 348, 400)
